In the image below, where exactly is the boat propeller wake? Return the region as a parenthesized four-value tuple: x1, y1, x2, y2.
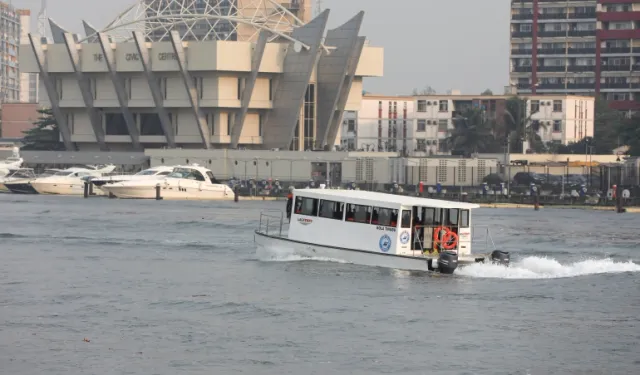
(457, 256, 640, 279)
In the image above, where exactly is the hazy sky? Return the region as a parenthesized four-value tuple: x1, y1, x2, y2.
(13, 0, 510, 95)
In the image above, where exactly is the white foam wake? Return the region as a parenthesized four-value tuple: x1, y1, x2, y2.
(457, 256, 640, 279)
(255, 245, 351, 264)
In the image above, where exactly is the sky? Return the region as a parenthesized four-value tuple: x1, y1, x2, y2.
(11, 0, 511, 96)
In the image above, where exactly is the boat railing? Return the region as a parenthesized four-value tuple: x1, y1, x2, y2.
(258, 209, 284, 237)
(471, 225, 497, 253)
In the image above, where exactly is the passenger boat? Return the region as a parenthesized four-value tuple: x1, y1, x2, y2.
(30, 165, 116, 196)
(254, 189, 510, 274)
(91, 165, 175, 192)
(100, 164, 234, 200)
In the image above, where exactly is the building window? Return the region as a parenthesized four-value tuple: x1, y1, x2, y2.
(125, 78, 132, 100)
(553, 100, 563, 112)
(346, 119, 355, 132)
(416, 139, 427, 151)
(56, 79, 63, 100)
(417, 119, 426, 132)
(259, 113, 263, 136)
(553, 120, 562, 132)
(66, 113, 74, 134)
(237, 78, 243, 100)
(438, 119, 448, 132)
(303, 84, 316, 151)
(105, 113, 130, 135)
(268, 78, 273, 100)
(156, 77, 167, 99)
(140, 113, 165, 135)
(439, 100, 448, 112)
(192, 76, 203, 99)
(207, 113, 215, 135)
(227, 113, 232, 135)
(417, 100, 427, 112)
(530, 100, 540, 113)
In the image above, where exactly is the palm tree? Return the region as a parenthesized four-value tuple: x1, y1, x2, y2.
(445, 108, 497, 156)
(503, 96, 545, 153)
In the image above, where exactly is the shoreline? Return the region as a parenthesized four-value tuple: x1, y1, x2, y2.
(477, 202, 640, 213)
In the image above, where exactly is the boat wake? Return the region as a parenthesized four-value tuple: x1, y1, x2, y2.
(457, 256, 640, 279)
(256, 246, 350, 264)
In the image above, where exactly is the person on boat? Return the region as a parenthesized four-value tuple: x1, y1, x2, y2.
(412, 214, 423, 251)
(286, 187, 294, 221)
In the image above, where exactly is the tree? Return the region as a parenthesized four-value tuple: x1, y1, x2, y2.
(593, 96, 624, 154)
(502, 96, 546, 153)
(445, 108, 499, 156)
(481, 89, 493, 96)
(618, 115, 640, 156)
(411, 85, 436, 95)
(21, 108, 66, 151)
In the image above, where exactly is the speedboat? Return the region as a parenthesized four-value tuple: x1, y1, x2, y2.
(0, 147, 23, 178)
(254, 189, 510, 274)
(30, 165, 116, 196)
(3, 169, 62, 194)
(0, 168, 36, 193)
(102, 164, 234, 200)
(91, 165, 175, 193)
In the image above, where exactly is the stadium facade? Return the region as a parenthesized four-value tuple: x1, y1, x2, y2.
(18, 0, 383, 152)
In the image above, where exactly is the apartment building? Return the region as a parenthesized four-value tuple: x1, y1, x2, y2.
(341, 94, 594, 155)
(510, 0, 640, 112)
(0, 1, 28, 103)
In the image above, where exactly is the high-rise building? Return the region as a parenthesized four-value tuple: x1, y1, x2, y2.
(510, 0, 640, 113)
(18, 9, 38, 103)
(0, 1, 27, 103)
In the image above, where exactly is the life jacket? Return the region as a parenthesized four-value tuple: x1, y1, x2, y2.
(287, 193, 293, 199)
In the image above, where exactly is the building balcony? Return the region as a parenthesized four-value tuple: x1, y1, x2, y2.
(601, 65, 631, 72)
(511, 48, 532, 55)
(512, 31, 533, 38)
(601, 82, 631, 89)
(537, 83, 566, 89)
(538, 31, 568, 38)
(567, 83, 595, 89)
(569, 12, 596, 19)
(539, 13, 567, 20)
(512, 66, 533, 73)
(601, 47, 631, 54)
(538, 65, 567, 72)
(568, 47, 596, 54)
(567, 65, 596, 72)
(538, 48, 566, 55)
(512, 14, 533, 21)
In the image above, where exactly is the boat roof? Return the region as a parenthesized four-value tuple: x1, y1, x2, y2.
(294, 189, 480, 209)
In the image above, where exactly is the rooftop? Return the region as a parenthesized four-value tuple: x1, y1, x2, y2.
(295, 189, 480, 209)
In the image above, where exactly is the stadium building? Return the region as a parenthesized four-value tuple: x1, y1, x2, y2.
(18, 0, 383, 152)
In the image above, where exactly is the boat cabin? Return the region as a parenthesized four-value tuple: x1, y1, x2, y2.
(167, 165, 221, 184)
(288, 189, 479, 257)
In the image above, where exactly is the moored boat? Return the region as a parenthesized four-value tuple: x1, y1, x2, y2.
(91, 165, 175, 192)
(255, 189, 510, 274)
(3, 169, 62, 194)
(101, 164, 234, 200)
(30, 165, 116, 196)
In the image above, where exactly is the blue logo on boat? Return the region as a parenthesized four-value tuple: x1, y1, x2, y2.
(399, 231, 410, 244)
(379, 234, 392, 252)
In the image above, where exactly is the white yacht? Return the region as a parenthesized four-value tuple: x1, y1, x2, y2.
(254, 189, 510, 274)
(30, 165, 116, 196)
(3, 169, 62, 194)
(102, 164, 234, 200)
(91, 165, 175, 193)
(0, 147, 23, 178)
(0, 168, 36, 193)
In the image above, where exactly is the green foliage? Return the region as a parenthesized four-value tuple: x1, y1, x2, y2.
(480, 89, 493, 96)
(21, 108, 66, 151)
(446, 108, 501, 156)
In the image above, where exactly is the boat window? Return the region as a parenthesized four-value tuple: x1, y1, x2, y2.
(167, 168, 205, 181)
(294, 196, 318, 216)
(433, 208, 443, 226)
(448, 209, 459, 226)
(206, 171, 220, 183)
(460, 210, 469, 228)
(372, 207, 398, 227)
(157, 171, 171, 176)
(423, 207, 436, 227)
(401, 210, 412, 228)
(318, 200, 344, 220)
(53, 171, 73, 176)
(136, 170, 158, 176)
(345, 204, 371, 224)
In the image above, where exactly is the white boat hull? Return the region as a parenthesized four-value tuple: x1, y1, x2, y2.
(255, 231, 433, 272)
(103, 183, 234, 200)
(31, 181, 105, 196)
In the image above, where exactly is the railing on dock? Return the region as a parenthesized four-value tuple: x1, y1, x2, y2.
(258, 209, 284, 237)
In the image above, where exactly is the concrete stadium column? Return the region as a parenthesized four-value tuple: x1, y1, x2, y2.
(324, 37, 365, 149)
(62, 32, 109, 151)
(230, 30, 269, 149)
(132, 31, 176, 148)
(96, 32, 142, 150)
(27, 33, 74, 151)
(315, 12, 364, 150)
(169, 31, 210, 149)
(261, 10, 330, 150)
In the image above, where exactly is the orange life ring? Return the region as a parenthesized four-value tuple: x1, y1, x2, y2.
(432, 226, 449, 242)
(441, 231, 459, 250)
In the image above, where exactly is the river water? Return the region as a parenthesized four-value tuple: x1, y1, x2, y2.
(1, 194, 639, 375)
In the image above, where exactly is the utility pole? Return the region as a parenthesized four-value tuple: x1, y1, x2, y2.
(38, 0, 47, 41)
(315, 0, 323, 16)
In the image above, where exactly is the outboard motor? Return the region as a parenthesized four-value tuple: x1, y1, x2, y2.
(491, 250, 510, 266)
(437, 251, 458, 274)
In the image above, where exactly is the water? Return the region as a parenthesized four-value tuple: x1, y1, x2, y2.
(1, 194, 639, 375)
